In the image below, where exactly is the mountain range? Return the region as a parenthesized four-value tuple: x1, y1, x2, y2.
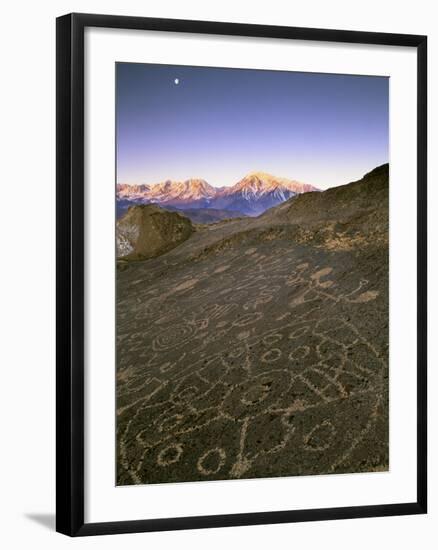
(117, 172, 319, 219)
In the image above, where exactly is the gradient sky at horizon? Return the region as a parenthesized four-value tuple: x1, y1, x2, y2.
(116, 63, 388, 190)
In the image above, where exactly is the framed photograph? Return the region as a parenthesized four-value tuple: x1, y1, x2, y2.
(56, 13, 427, 536)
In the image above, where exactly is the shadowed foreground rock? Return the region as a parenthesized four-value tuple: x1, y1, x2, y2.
(116, 164, 389, 485)
(117, 204, 194, 260)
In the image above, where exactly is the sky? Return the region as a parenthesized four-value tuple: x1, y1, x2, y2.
(116, 63, 389, 190)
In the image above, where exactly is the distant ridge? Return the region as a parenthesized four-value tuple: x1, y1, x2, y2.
(259, 163, 389, 250)
(117, 164, 388, 261)
(264, 163, 389, 224)
(117, 172, 319, 217)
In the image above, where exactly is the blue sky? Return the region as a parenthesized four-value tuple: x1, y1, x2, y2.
(116, 63, 388, 190)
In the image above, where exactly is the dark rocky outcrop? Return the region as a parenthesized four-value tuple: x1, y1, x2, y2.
(116, 204, 194, 261)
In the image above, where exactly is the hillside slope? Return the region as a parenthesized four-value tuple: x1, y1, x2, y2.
(261, 163, 388, 249)
(161, 205, 247, 224)
(116, 165, 389, 485)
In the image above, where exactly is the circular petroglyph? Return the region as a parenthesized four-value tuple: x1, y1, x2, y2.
(261, 348, 282, 363)
(152, 323, 194, 351)
(288, 346, 310, 361)
(262, 333, 283, 346)
(157, 443, 183, 466)
(197, 448, 226, 475)
(303, 420, 336, 451)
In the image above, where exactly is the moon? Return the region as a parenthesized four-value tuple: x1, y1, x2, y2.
(174, 78, 180, 85)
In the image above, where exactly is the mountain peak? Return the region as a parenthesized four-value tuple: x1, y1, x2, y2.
(246, 171, 279, 180)
(226, 172, 319, 196)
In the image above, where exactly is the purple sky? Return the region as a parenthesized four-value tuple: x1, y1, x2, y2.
(116, 63, 388, 190)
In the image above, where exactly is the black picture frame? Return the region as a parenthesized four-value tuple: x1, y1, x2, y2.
(56, 12, 427, 537)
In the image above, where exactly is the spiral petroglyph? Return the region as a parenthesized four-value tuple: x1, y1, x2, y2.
(152, 323, 195, 351)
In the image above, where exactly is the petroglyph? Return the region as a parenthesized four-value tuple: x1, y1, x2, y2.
(116, 168, 389, 485)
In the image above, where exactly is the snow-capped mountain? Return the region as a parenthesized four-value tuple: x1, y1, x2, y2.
(213, 172, 319, 215)
(117, 183, 150, 199)
(224, 172, 317, 197)
(146, 179, 216, 205)
(117, 173, 319, 217)
(117, 179, 216, 210)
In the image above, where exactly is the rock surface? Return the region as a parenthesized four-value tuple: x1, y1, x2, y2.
(116, 204, 194, 260)
(116, 165, 389, 485)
